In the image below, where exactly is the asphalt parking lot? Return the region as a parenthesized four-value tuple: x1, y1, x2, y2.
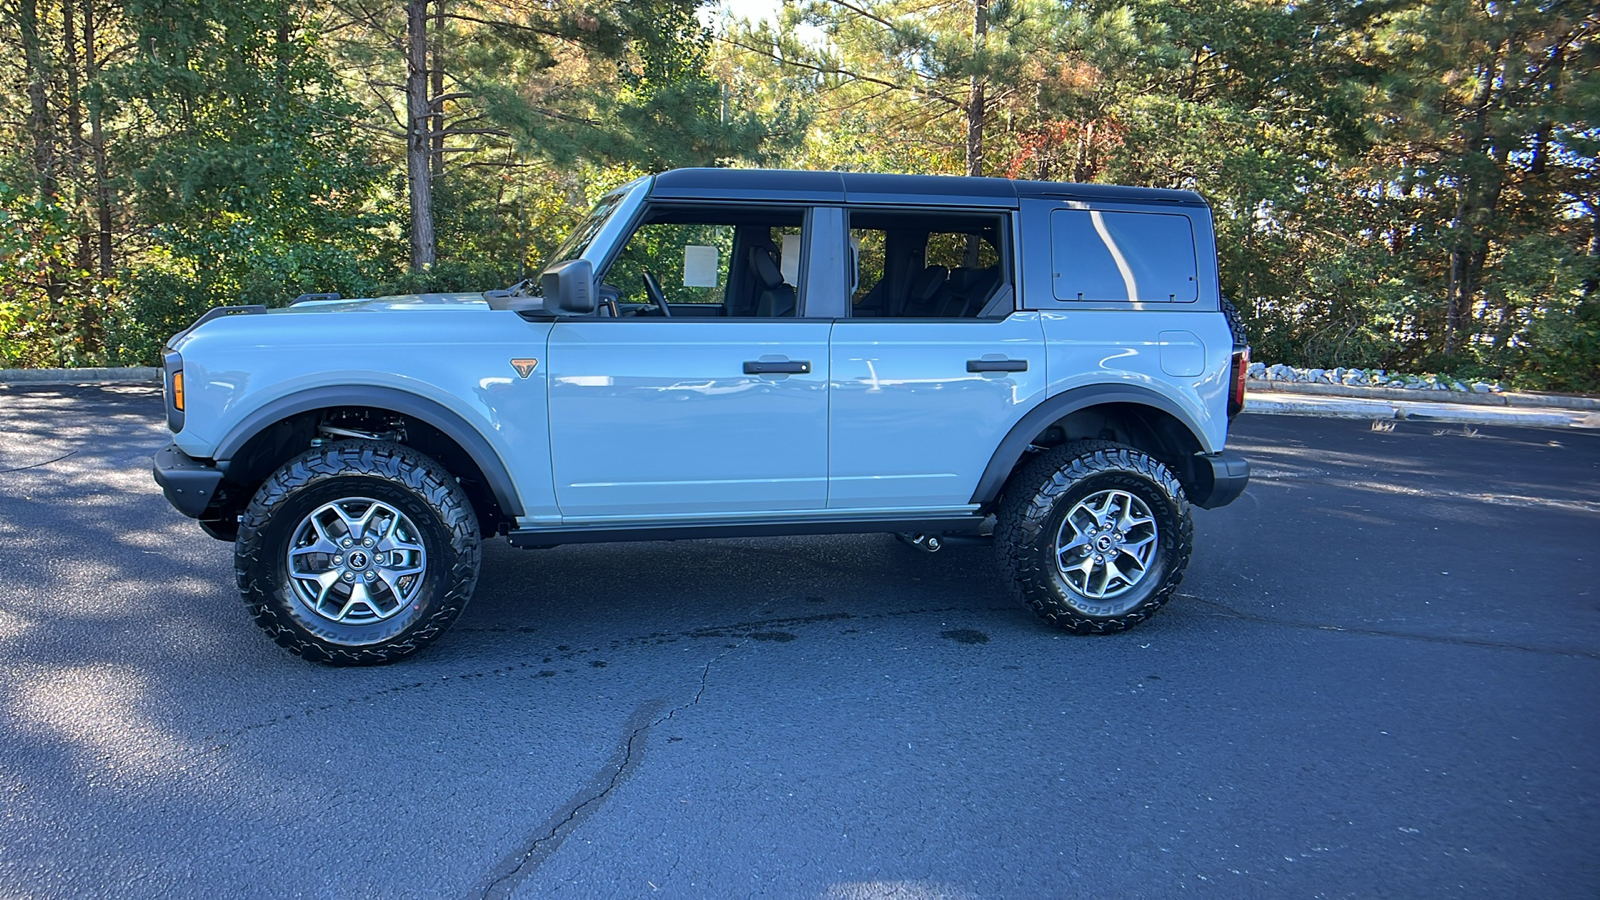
(1, 385, 1596, 899)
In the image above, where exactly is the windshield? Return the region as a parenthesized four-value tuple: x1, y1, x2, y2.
(534, 189, 629, 286)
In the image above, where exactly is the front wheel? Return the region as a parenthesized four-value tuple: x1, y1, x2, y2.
(995, 441, 1192, 633)
(234, 441, 481, 665)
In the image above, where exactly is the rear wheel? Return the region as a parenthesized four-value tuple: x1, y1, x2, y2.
(235, 441, 480, 665)
(995, 441, 1192, 633)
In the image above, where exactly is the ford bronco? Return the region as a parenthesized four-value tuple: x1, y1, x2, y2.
(153, 168, 1250, 664)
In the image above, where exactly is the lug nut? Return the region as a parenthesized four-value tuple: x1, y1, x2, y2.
(332, 555, 343, 566)
(363, 537, 374, 548)
(342, 572, 355, 582)
(365, 570, 377, 581)
(341, 538, 353, 548)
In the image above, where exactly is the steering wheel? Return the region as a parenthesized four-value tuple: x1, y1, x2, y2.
(642, 271, 672, 317)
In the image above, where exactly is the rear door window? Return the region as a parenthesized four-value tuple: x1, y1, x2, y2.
(1049, 210, 1197, 303)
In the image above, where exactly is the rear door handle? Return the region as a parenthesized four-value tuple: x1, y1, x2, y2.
(967, 358, 1028, 373)
(744, 360, 811, 375)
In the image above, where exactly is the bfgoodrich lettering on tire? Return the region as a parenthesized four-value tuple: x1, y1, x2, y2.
(235, 441, 480, 665)
(995, 441, 1192, 633)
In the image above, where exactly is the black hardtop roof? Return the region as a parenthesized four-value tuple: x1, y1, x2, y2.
(648, 167, 1207, 208)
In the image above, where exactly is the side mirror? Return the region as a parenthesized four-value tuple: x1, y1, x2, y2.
(540, 259, 596, 316)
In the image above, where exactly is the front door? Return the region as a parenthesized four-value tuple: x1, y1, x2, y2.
(546, 202, 830, 521)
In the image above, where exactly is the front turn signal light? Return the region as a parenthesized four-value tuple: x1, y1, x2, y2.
(172, 370, 185, 411)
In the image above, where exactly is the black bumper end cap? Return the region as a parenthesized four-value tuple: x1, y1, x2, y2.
(1191, 451, 1249, 510)
(152, 443, 224, 518)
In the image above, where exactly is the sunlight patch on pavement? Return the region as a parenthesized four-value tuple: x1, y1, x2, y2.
(8, 664, 209, 785)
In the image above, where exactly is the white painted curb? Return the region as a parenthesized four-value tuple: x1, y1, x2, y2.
(1245, 391, 1600, 429)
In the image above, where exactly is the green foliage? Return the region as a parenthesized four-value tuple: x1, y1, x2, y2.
(2, 0, 1595, 391)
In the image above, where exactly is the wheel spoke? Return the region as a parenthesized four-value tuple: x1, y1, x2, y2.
(1118, 503, 1154, 532)
(1094, 560, 1117, 596)
(290, 536, 340, 564)
(307, 570, 340, 613)
(1057, 532, 1089, 560)
(336, 581, 375, 621)
(377, 532, 423, 554)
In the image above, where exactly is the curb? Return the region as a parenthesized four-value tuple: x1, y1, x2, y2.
(0, 367, 161, 386)
(1246, 378, 1600, 411)
(1245, 391, 1600, 430)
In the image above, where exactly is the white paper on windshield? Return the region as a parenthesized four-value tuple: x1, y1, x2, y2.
(780, 234, 801, 285)
(683, 245, 719, 287)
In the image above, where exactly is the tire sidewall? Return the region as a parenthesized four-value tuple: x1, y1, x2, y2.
(245, 472, 460, 651)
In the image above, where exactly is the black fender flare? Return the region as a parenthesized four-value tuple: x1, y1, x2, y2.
(213, 385, 525, 517)
(969, 384, 1210, 506)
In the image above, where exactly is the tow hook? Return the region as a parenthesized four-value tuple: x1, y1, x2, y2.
(896, 532, 943, 553)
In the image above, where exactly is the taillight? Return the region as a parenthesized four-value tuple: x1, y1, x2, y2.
(1228, 347, 1248, 419)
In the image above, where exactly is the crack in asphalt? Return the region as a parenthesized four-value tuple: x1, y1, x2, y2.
(473, 641, 743, 900)
(1182, 594, 1600, 661)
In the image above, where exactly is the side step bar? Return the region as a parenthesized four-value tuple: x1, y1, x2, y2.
(507, 515, 986, 548)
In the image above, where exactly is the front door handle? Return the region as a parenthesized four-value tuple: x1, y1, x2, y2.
(744, 360, 811, 375)
(967, 358, 1028, 373)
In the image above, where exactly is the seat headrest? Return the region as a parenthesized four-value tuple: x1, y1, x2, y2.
(749, 248, 785, 288)
(911, 266, 948, 300)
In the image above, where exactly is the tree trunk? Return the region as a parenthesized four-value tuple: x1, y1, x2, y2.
(430, 0, 445, 178)
(407, 0, 436, 271)
(963, 0, 987, 267)
(963, 0, 987, 179)
(1582, 200, 1598, 298)
(20, 0, 56, 200)
(87, 0, 114, 279)
(1442, 44, 1506, 357)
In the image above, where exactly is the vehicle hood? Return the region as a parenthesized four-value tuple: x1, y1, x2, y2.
(268, 292, 491, 313)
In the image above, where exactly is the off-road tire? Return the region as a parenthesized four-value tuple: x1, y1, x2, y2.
(235, 441, 480, 665)
(995, 441, 1192, 634)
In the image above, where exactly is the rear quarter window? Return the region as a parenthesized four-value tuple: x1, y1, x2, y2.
(1050, 209, 1198, 303)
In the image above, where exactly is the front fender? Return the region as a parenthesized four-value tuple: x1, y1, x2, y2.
(211, 384, 525, 518)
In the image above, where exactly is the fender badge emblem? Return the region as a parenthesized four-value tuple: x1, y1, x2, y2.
(510, 358, 539, 378)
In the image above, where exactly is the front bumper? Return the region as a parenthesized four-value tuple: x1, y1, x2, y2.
(1189, 450, 1250, 510)
(152, 443, 224, 518)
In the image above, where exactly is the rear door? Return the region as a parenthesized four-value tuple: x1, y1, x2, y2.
(827, 208, 1046, 510)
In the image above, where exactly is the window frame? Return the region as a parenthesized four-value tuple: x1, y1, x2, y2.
(1047, 208, 1201, 305)
(838, 206, 1020, 321)
(588, 200, 827, 320)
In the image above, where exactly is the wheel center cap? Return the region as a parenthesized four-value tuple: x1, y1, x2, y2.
(346, 550, 371, 570)
(1095, 535, 1115, 552)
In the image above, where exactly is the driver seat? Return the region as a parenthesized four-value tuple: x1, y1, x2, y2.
(750, 248, 797, 317)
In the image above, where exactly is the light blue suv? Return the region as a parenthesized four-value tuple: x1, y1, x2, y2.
(153, 168, 1250, 664)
